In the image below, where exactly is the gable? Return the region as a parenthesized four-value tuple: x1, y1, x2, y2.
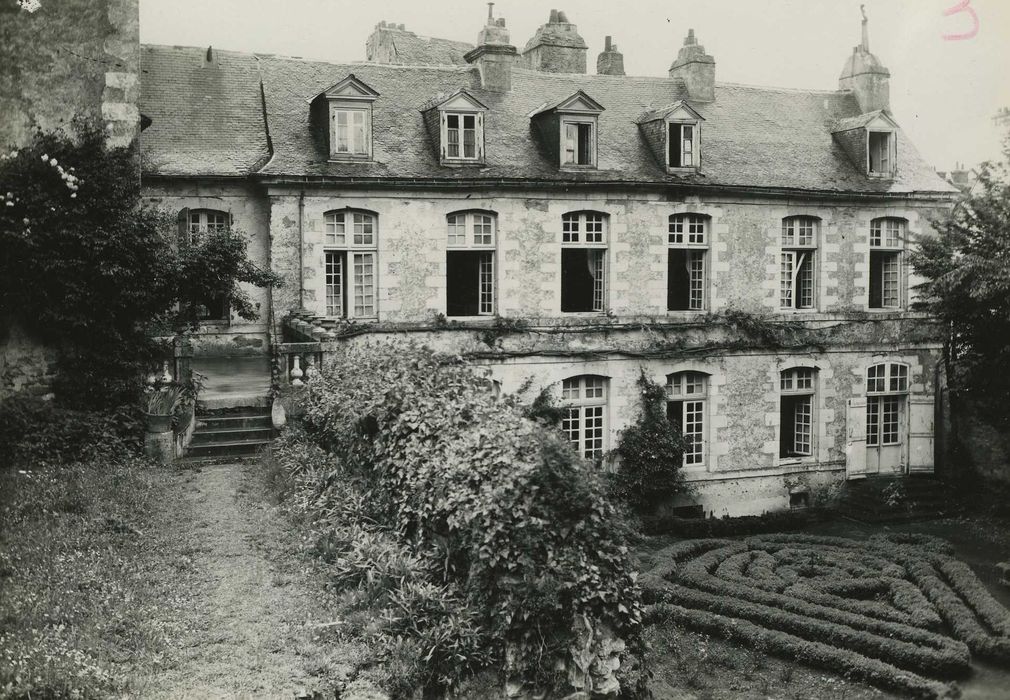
(321, 74, 380, 101)
(553, 90, 604, 114)
(866, 113, 897, 131)
(441, 92, 488, 112)
(638, 100, 704, 124)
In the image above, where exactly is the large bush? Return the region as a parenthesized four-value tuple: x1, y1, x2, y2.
(288, 342, 644, 696)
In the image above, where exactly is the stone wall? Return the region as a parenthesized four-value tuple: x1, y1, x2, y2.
(0, 322, 58, 400)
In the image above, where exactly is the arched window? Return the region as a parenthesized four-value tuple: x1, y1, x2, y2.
(561, 375, 608, 460)
(324, 209, 377, 318)
(561, 211, 608, 313)
(446, 210, 496, 317)
(666, 371, 709, 467)
(780, 367, 818, 458)
(780, 216, 819, 310)
(869, 218, 906, 309)
(866, 362, 908, 449)
(668, 213, 710, 311)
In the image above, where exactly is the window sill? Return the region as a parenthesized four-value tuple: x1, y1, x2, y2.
(867, 171, 896, 179)
(667, 166, 700, 175)
(865, 306, 905, 313)
(778, 308, 820, 314)
(440, 158, 486, 167)
(777, 456, 817, 468)
(560, 311, 608, 317)
(328, 155, 372, 162)
(560, 164, 597, 171)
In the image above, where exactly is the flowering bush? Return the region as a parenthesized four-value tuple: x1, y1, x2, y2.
(283, 342, 644, 696)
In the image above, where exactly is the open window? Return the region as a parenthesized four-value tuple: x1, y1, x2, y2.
(563, 119, 595, 166)
(420, 89, 488, 166)
(446, 211, 496, 317)
(561, 375, 608, 460)
(529, 91, 604, 171)
(667, 371, 709, 468)
(668, 214, 709, 311)
(636, 101, 704, 173)
(868, 130, 896, 177)
(561, 211, 607, 313)
(668, 122, 697, 168)
(780, 367, 817, 459)
(324, 209, 377, 319)
(780, 216, 818, 311)
(869, 217, 905, 309)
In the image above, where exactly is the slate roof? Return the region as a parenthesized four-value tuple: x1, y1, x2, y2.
(139, 44, 957, 195)
(378, 29, 473, 67)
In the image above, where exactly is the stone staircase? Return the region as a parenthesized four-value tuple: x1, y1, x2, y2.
(837, 475, 965, 523)
(182, 408, 274, 462)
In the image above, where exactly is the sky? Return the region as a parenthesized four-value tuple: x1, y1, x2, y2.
(139, 0, 1010, 172)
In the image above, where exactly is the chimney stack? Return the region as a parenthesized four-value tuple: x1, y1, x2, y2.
(596, 36, 625, 76)
(521, 9, 588, 74)
(669, 29, 715, 102)
(464, 3, 518, 92)
(837, 7, 890, 113)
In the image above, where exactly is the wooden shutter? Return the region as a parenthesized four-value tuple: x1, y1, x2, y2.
(845, 397, 867, 479)
(908, 395, 935, 474)
(177, 207, 190, 244)
(476, 112, 485, 161)
(440, 112, 447, 160)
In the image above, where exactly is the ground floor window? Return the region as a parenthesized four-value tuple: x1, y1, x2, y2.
(325, 250, 375, 318)
(561, 375, 607, 460)
(446, 251, 494, 316)
(667, 371, 708, 467)
(780, 367, 816, 458)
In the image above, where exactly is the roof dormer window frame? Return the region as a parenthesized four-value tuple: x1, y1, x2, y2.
(637, 100, 704, 174)
(530, 90, 605, 172)
(667, 119, 700, 171)
(317, 74, 380, 163)
(424, 89, 489, 167)
(867, 128, 897, 178)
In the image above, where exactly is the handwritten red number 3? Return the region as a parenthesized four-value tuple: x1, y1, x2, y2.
(942, 0, 979, 40)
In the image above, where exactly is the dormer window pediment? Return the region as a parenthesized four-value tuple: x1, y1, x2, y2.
(530, 90, 605, 170)
(637, 101, 704, 173)
(313, 74, 380, 162)
(421, 89, 489, 166)
(832, 110, 898, 179)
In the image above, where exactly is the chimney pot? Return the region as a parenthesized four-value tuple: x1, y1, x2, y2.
(522, 8, 588, 73)
(550, 9, 559, 22)
(604, 35, 612, 51)
(558, 10, 569, 22)
(466, 7, 518, 92)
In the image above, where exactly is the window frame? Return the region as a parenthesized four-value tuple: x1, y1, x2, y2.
(445, 210, 497, 317)
(560, 115, 598, 169)
(865, 362, 909, 447)
(779, 367, 817, 460)
(666, 371, 709, 469)
(668, 213, 710, 312)
(867, 129, 897, 177)
(560, 375, 609, 461)
(441, 110, 484, 163)
(560, 211, 608, 314)
(185, 208, 231, 322)
(667, 120, 700, 170)
(780, 216, 819, 312)
(323, 209, 378, 320)
(868, 217, 906, 311)
(330, 106, 371, 159)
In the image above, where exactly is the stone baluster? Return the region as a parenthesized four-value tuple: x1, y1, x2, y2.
(160, 361, 173, 383)
(290, 354, 304, 387)
(304, 355, 318, 382)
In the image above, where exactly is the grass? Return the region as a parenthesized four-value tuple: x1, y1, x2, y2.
(0, 455, 183, 700)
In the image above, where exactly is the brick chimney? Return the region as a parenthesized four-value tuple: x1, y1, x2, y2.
(464, 4, 518, 92)
(521, 9, 588, 74)
(668, 29, 715, 102)
(838, 7, 890, 113)
(596, 36, 625, 76)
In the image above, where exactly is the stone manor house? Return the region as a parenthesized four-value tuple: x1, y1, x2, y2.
(138, 8, 959, 516)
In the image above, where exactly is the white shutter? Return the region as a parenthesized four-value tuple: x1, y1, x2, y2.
(908, 395, 935, 474)
(845, 397, 868, 479)
(476, 112, 484, 160)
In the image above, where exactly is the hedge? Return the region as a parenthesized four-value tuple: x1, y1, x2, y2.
(661, 582, 970, 677)
(294, 342, 642, 694)
(646, 603, 957, 699)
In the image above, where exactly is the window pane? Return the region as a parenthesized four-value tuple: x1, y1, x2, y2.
(563, 213, 579, 243)
(669, 123, 682, 167)
(479, 252, 494, 315)
(473, 214, 493, 245)
(325, 251, 344, 317)
(577, 123, 592, 165)
(780, 252, 795, 308)
(352, 253, 375, 316)
(447, 115, 460, 158)
(881, 397, 900, 444)
(353, 213, 374, 246)
(683, 399, 704, 465)
(591, 249, 605, 312)
(797, 252, 814, 308)
(447, 214, 466, 245)
(866, 399, 880, 446)
(585, 213, 604, 243)
(336, 111, 348, 152)
(351, 111, 366, 154)
(564, 123, 578, 164)
(463, 115, 476, 158)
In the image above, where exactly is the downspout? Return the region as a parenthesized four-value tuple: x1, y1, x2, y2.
(298, 190, 305, 311)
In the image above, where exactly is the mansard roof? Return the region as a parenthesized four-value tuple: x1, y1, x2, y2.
(139, 44, 956, 195)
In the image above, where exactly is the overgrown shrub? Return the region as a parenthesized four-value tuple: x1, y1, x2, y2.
(287, 342, 643, 696)
(612, 371, 686, 511)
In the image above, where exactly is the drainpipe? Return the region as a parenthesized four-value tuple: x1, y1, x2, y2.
(298, 190, 305, 311)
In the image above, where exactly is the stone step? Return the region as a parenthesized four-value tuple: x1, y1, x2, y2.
(186, 438, 273, 459)
(195, 413, 273, 431)
(190, 426, 274, 446)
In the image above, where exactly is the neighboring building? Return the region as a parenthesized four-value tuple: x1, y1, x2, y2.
(139, 9, 959, 516)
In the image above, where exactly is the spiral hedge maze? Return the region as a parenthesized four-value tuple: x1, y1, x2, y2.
(642, 533, 1010, 698)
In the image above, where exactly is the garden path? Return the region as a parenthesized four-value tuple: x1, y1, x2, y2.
(134, 461, 348, 699)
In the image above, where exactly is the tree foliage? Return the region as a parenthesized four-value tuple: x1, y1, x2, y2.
(910, 131, 1010, 425)
(613, 370, 687, 511)
(0, 119, 279, 407)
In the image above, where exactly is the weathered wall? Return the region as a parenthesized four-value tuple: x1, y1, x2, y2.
(0, 322, 58, 400)
(0, 0, 140, 149)
(144, 180, 272, 357)
(273, 187, 942, 324)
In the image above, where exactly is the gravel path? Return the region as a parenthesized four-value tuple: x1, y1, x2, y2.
(134, 461, 350, 699)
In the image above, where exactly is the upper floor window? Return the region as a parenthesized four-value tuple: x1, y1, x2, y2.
(561, 375, 608, 460)
(561, 211, 607, 313)
(868, 131, 896, 177)
(530, 91, 604, 171)
(780, 216, 819, 311)
(332, 108, 370, 157)
(666, 371, 709, 468)
(316, 74, 379, 162)
(446, 211, 496, 317)
(444, 112, 482, 161)
(869, 218, 905, 310)
(563, 117, 595, 167)
(668, 214, 709, 311)
(780, 367, 817, 459)
(668, 122, 698, 168)
(324, 209, 377, 318)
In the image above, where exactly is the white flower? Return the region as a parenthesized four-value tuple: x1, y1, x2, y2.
(41, 154, 48, 161)
(18, 0, 42, 13)
(49, 158, 58, 166)
(70, 193, 77, 198)
(5, 201, 13, 208)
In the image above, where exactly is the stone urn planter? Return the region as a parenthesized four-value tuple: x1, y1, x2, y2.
(271, 399, 287, 430)
(143, 411, 173, 433)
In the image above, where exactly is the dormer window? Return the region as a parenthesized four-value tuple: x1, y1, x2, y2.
(421, 89, 488, 166)
(530, 90, 605, 171)
(312, 74, 380, 162)
(868, 130, 895, 176)
(637, 101, 704, 173)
